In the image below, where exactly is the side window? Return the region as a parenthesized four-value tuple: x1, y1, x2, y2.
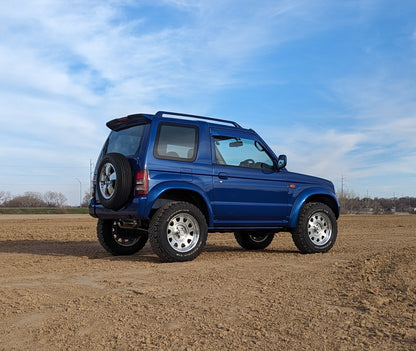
(154, 123, 198, 161)
(213, 136, 274, 170)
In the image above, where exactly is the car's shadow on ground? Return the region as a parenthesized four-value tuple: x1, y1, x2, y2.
(0, 240, 298, 263)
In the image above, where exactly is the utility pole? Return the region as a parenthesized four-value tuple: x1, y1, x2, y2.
(75, 178, 82, 207)
(89, 159, 94, 196)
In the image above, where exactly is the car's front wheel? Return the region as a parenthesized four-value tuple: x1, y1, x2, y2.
(291, 202, 337, 253)
(148, 202, 208, 262)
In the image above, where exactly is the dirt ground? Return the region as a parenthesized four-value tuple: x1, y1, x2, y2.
(0, 214, 415, 351)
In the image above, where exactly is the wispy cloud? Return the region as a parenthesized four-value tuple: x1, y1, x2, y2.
(4, 1, 330, 202)
(0, 0, 336, 131)
(1, 1, 415, 202)
(262, 70, 416, 195)
(1, 0, 347, 108)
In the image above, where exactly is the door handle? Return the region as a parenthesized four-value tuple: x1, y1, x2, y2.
(218, 172, 228, 180)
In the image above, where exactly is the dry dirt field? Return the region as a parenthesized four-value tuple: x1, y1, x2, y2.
(0, 214, 415, 350)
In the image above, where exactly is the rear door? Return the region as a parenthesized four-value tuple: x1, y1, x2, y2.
(211, 128, 289, 227)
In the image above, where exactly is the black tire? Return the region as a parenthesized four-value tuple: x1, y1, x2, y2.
(234, 232, 275, 250)
(148, 202, 208, 262)
(291, 202, 337, 254)
(97, 219, 148, 255)
(96, 153, 132, 210)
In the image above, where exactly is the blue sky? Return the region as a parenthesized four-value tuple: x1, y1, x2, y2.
(1, 0, 415, 206)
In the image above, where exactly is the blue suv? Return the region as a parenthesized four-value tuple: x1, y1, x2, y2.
(89, 111, 340, 262)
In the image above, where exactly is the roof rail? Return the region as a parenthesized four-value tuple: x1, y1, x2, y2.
(155, 111, 241, 128)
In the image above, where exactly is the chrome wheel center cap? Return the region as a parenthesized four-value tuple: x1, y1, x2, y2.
(313, 223, 322, 233)
(175, 225, 186, 237)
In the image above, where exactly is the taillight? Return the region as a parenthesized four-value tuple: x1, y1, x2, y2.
(135, 170, 149, 195)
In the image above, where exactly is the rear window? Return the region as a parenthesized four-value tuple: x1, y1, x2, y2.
(106, 124, 146, 156)
(154, 123, 198, 161)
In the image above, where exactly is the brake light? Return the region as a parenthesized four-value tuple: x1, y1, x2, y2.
(136, 170, 149, 195)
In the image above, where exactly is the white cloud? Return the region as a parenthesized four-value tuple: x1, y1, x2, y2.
(1, 1, 415, 203)
(1, 0, 347, 108)
(263, 72, 416, 196)
(264, 126, 364, 182)
(1, 0, 340, 118)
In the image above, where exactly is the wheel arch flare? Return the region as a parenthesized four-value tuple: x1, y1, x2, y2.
(289, 189, 340, 228)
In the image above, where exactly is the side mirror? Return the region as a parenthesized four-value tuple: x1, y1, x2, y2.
(277, 154, 287, 170)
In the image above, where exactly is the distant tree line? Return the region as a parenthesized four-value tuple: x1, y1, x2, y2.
(0, 191, 67, 208)
(1, 189, 416, 213)
(338, 190, 416, 214)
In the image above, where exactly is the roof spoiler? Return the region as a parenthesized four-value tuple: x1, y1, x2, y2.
(106, 114, 152, 131)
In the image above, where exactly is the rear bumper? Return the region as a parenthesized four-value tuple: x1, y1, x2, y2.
(88, 197, 147, 220)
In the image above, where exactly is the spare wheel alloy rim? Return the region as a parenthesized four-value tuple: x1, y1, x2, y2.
(308, 211, 332, 246)
(99, 162, 117, 200)
(167, 212, 200, 253)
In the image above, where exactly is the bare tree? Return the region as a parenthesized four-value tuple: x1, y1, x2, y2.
(4, 192, 46, 207)
(44, 191, 67, 207)
(81, 190, 92, 208)
(0, 191, 12, 206)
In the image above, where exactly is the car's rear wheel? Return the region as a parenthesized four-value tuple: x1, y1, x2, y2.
(291, 202, 337, 253)
(234, 232, 275, 250)
(148, 202, 208, 262)
(97, 219, 148, 255)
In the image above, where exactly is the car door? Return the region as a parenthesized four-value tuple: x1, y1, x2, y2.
(210, 128, 289, 227)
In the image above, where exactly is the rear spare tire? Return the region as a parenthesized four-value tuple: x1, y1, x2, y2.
(96, 153, 132, 210)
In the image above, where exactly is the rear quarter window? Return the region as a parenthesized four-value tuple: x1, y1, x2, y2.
(154, 123, 198, 161)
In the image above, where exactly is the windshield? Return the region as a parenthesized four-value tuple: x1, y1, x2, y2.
(106, 124, 146, 156)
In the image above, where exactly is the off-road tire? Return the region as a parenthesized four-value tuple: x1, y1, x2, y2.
(234, 232, 275, 250)
(97, 219, 148, 255)
(96, 153, 132, 210)
(148, 202, 208, 262)
(291, 202, 337, 254)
